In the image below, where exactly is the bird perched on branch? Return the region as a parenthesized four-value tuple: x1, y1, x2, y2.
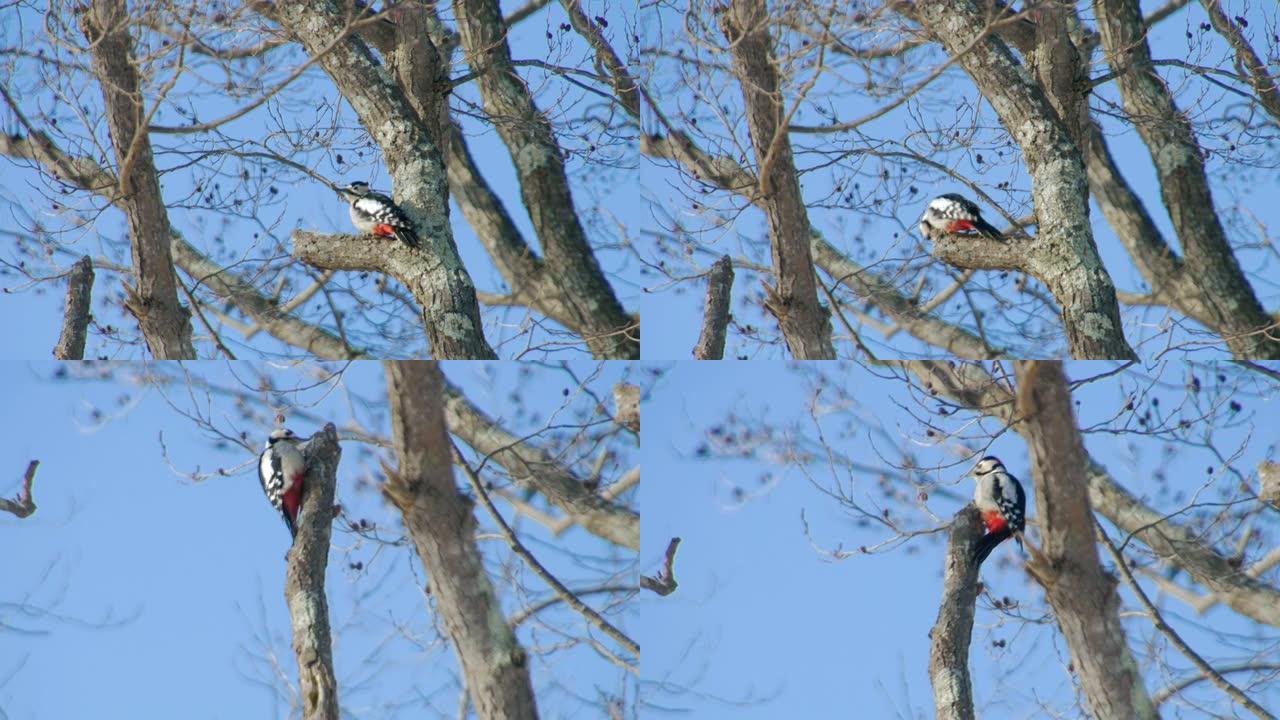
(337, 181, 419, 248)
(919, 193, 1004, 242)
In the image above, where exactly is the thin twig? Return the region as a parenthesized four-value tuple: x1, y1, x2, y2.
(1097, 519, 1275, 720)
(452, 441, 639, 658)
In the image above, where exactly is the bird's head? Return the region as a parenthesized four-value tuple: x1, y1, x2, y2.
(266, 428, 299, 447)
(971, 455, 1004, 477)
(337, 181, 371, 200)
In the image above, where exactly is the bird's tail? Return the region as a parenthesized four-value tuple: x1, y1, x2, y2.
(975, 218, 1004, 241)
(973, 527, 1012, 566)
(394, 227, 419, 248)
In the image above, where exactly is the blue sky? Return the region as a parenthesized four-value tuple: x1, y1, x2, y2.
(0, 1, 644, 359)
(0, 361, 639, 719)
(638, 1, 1280, 359)
(640, 361, 1278, 718)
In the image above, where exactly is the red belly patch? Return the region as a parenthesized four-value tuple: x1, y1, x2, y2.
(981, 510, 1007, 534)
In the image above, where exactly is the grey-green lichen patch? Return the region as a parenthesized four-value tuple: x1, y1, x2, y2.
(1079, 310, 1117, 341)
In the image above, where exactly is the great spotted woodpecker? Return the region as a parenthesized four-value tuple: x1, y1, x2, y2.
(338, 181, 418, 248)
(258, 428, 307, 540)
(919, 193, 1004, 242)
(970, 455, 1025, 566)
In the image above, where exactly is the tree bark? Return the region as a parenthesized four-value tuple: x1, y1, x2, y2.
(284, 424, 342, 720)
(452, 0, 639, 359)
(382, 362, 539, 720)
(54, 256, 94, 360)
(442, 379, 639, 550)
(693, 256, 734, 360)
(268, 0, 495, 360)
(929, 505, 983, 720)
(720, 0, 836, 359)
(910, 2, 1135, 359)
(1093, 0, 1280, 358)
(1013, 361, 1155, 719)
(81, 0, 195, 359)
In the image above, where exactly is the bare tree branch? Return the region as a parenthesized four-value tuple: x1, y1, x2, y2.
(1094, 0, 1280, 358)
(453, 443, 639, 659)
(640, 537, 681, 596)
(0, 128, 369, 360)
(443, 379, 639, 550)
(54, 256, 94, 360)
(1097, 520, 1275, 720)
(1198, 0, 1280, 123)
(452, 0, 638, 359)
(1, 461, 39, 519)
(613, 383, 640, 434)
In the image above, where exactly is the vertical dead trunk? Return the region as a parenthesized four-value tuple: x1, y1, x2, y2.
(284, 424, 342, 720)
(929, 505, 984, 720)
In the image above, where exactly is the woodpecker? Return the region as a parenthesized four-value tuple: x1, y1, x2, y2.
(258, 428, 307, 539)
(970, 455, 1026, 566)
(337, 181, 418, 247)
(919, 193, 1004, 242)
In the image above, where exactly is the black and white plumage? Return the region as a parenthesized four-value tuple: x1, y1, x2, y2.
(337, 181, 418, 248)
(258, 428, 307, 540)
(919, 193, 1004, 242)
(970, 455, 1026, 566)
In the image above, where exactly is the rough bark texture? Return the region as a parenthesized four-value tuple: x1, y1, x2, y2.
(284, 424, 342, 720)
(382, 362, 538, 720)
(54, 256, 94, 360)
(613, 383, 640, 434)
(693, 255, 734, 360)
(912, 2, 1135, 359)
(1014, 362, 1155, 719)
(1093, 0, 1280, 358)
(452, 0, 639, 359)
(929, 505, 983, 720)
(442, 379, 639, 550)
(269, 0, 494, 360)
(720, 0, 836, 359)
(81, 0, 195, 359)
